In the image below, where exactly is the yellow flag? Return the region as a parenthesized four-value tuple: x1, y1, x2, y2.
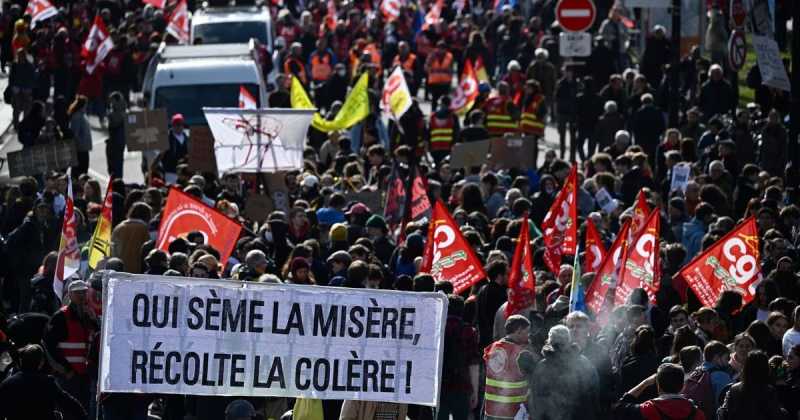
(291, 73, 370, 132)
(88, 180, 113, 269)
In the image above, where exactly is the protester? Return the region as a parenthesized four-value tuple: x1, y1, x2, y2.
(614, 363, 703, 420)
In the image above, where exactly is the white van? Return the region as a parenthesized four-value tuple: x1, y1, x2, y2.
(142, 41, 268, 126)
(190, 5, 274, 51)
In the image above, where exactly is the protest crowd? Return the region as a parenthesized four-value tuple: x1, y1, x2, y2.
(0, 0, 798, 419)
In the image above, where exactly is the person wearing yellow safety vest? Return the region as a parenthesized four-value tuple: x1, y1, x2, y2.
(519, 80, 547, 166)
(482, 81, 519, 138)
(424, 40, 454, 110)
(484, 315, 535, 420)
(428, 96, 460, 167)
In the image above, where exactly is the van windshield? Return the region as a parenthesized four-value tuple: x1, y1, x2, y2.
(193, 22, 268, 45)
(155, 84, 260, 126)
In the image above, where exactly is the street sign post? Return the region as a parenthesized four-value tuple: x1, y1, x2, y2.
(556, 0, 596, 33)
(559, 32, 592, 57)
(727, 30, 746, 71)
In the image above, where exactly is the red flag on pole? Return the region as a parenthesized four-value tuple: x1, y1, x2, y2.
(679, 217, 761, 308)
(615, 208, 661, 305)
(143, 0, 167, 8)
(25, 0, 58, 27)
(157, 187, 243, 268)
(81, 15, 114, 75)
(584, 218, 606, 274)
(505, 216, 537, 317)
(585, 221, 630, 318)
(420, 200, 486, 294)
(166, 0, 189, 44)
(541, 165, 578, 274)
(239, 85, 258, 109)
(630, 190, 650, 239)
(55, 168, 80, 300)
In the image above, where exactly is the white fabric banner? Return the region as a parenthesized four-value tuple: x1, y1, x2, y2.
(203, 108, 313, 173)
(99, 274, 447, 406)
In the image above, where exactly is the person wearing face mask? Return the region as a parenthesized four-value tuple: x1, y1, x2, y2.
(44, 280, 99, 418)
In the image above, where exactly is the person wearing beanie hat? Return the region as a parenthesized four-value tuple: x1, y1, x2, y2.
(329, 222, 348, 243)
(287, 257, 313, 285)
(366, 215, 394, 265)
(529, 324, 596, 420)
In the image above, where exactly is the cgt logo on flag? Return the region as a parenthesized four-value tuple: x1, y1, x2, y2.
(156, 187, 243, 268)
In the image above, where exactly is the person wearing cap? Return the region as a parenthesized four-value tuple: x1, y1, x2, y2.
(345, 202, 371, 241)
(327, 250, 352, 282)
(159, 113, 189, 184)
(424, 40, 454, 110)
(44, 279, 98, 412)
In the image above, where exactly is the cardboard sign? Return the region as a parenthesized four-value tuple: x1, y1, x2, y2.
(263, 172, 290, 212)
(670, 163, 691, 192)
(188, 127, 219, 175)
(124, 109, 168, 151)
(595, 187, 619, 214)
(7, 141, 78, 177)
(752, 35, 791, 92)
(450, 140, 491, 169)
(489, 136, 536, 169)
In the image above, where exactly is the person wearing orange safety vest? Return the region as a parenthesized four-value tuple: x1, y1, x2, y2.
(428, 96, 460, 166)
(484, 315, 535, 420)
(308, 38, 337, 106)
(482, 81, 519, 138)
(424, 40, 454, 110)
(284, 42, 307, 85)
(44, 280, 98, 413)
(393, 41, 419, 95)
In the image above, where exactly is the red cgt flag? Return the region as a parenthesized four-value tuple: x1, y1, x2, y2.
(541, 165, 578, 274)
(584, 218, 606, 274)
(629, 190, 650, 240)
(679, 217, 761, 308)
(506, 216, 537, 317)
(420, 200, 486, 294)
(166, 0, 189, 44)
(585, 220, 630, 316)
(615, 208, 661, 305)
(82, 15, 114, 75)
(157, 187, 243, 268)
(26, 0, 58, 28)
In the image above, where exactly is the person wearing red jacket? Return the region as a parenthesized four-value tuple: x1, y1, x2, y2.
(614, 363, 705, 420)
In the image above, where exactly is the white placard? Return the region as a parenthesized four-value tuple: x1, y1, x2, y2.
(203, 108, 314, 173)
(99, 273, 447, 406)
(559, 32, 592, 57)
(751, 35, 790, 92)
(670, 163, 691, 192)
(595, 187, 618, 213)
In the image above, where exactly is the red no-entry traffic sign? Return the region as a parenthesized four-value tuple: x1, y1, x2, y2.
(556, 0, 597, 33)
(728, 30, 747, 71)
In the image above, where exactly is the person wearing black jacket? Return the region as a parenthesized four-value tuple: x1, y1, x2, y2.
(0, 344, 87, 420)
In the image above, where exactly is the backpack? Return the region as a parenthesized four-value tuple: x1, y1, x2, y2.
(681, 366, 721, 420)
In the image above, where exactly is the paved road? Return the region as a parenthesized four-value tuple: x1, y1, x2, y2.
(0, 92, 565, 186)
